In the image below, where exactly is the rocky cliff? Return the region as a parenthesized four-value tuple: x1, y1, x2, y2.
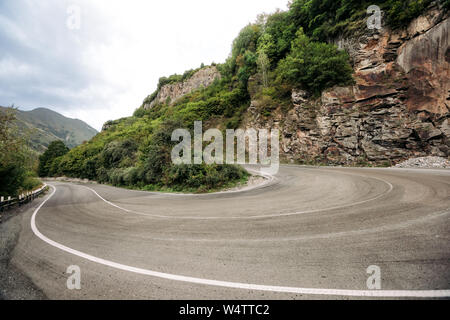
(143, 66, 221, 110)
(243, 6, 449, 165)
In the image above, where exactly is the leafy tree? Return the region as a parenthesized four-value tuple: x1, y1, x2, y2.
(257, 33, 276, 64)
(0, 163, 26, 197)
(0, 107, 39, 196)
(261, 10, 297, 64)
(276, 29, 353, 95)
(236, 50, 258, 88)
(257, 51, 270, 88)
(38, 140, 69, 177)
(231, 24, 261, 62)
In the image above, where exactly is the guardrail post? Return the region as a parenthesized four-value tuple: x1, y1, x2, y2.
(0, 185, 46, 213)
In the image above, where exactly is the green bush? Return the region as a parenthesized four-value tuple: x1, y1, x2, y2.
(108, 168, 125, 186)
(276, 29, 354, 95)
(140, 144, 170, 184)
(96, 167, 109, 184)
(48, 156, 63, 177)
(0, 163, 26, 196)
(231, 24, 261, 63)
(100, 139, 137, 169)
(258, 10, 297, 66)
(164, 164, 248, 191)
(21, 174, 41, 192)
(38, 140, 69, 177)
(81, 158, 98, 180)
(385, 0, 434, 29)
(133, 107, 146, 118)
(0, 107, 41, 196)
(122, 167, 140, 186)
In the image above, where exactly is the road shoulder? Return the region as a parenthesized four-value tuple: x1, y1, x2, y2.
(0, 199, 47, 300)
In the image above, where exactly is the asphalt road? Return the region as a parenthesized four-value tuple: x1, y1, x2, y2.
(6, 166, 450, 299)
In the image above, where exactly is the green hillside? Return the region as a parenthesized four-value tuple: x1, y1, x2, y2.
(0, 106, 98, 153)
(46, 0, 443, 192)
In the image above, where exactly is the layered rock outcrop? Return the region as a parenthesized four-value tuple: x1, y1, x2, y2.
(243, 6, 449, 165)
(144, 66, 221, 109)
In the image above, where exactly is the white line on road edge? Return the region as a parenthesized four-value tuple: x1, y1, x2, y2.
(31, 184, 450, 298)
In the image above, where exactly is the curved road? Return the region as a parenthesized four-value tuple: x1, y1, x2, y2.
(9, 166, 450, 299)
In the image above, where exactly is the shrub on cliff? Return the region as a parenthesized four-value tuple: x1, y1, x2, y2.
(288, 0, 440, 41)
(385, 0, 435, 29)
(100, 139, 137, 169)
(276, 29, 354, 95)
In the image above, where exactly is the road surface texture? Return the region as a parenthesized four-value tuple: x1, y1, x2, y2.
(4, 165, 450, 299)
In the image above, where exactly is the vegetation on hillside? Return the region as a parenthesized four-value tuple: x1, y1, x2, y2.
(49, 119, 248, 192)
(276, 28, 354, 95)
(0, 108, 41, 197)
(38, 140, 69, 177)
(288, 0, 443, 40)
(142, 66, 207, 106)
(45, 0, 440, 192)
(0, 106, 97, 153)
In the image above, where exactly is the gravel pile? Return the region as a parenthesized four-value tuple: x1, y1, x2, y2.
(394, 156, 450, 169)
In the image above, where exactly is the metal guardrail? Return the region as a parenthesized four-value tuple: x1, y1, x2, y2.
(0, 184, 48, 213)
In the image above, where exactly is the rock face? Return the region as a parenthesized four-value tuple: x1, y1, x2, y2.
(144, 66, 221, 109)
(243, 6, 449, 165)
(397, 15, 449, 115)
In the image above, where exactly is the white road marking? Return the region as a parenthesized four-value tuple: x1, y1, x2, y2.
(31, 184, 450, 298)
(81, 171, 394, 220)
(82, 178, 449, 242)
(116, 208, 450, 243)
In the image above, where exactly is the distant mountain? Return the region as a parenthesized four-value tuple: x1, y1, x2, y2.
(1, 106, 98, 153)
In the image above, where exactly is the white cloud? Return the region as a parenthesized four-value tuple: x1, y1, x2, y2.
(0, 0, 288, 131)
(0, 57, 36, 77)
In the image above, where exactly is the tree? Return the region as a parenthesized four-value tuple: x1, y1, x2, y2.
(0, 107, 35, 196)
(0, 107, 24, 162)
(261, 10, 297, 64)
(38, 140, 69, 177)
(257, 51, 270, 88)
(277, 28, 354, 95)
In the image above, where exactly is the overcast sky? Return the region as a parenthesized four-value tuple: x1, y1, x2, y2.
(0, 0, 288, 131)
